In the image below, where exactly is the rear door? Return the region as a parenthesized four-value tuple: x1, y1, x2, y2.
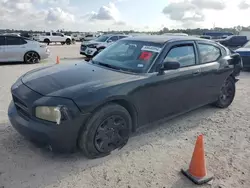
(196, 41, 225, 103)
(4, 36, 28, 62)
(0, 36, 6, 62)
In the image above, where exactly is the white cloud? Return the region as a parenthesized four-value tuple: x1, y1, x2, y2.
(89, 2, 120, 21)
(162, 0, 226, 28)
(238, 0, 250, 9)
(46, 7, 75, 24)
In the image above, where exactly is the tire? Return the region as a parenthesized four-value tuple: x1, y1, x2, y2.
(214, 76, 235, 108)
(93, 47, 105, 57)
(66, 38, 71, 45)
(44, 39, 50, 45)
(61, 42, 65, 45)
(24, 51, 40, 64)
(78, 103, 132, 159)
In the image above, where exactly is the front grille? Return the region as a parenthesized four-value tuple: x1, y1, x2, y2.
(12, 95, 30, 120)
(81, 45, 87, 51)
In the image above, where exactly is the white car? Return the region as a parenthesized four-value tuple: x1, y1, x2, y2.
(80, 34, 129, 57)
(38, 32, 72, 45)
(0, 35, 50, 64)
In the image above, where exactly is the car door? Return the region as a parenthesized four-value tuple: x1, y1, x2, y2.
(5, 36, 28, 62)
(196, 42, 224, 103)
(140, 41, 204, 124)
(0, 36, 6, 62)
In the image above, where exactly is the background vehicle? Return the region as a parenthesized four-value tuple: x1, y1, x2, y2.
(200, 35, 212, 39)
(81, 33, 99, 41)
(235, 41, 250, 69)
(38, 32, 72, 45)
(80, 34, 129, 58)
(8, 36, 242, 158)
(0, 35, 50, 63)
(216, 35, 248, 49)
(202, 31, 233, 39)
(161, 33, 188, 36)
(239, 31, 250, 40)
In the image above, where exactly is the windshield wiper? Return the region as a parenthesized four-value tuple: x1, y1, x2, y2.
(92, 60, 121, 70)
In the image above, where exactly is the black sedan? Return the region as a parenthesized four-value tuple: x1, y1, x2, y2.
(8, 36, 242, 158)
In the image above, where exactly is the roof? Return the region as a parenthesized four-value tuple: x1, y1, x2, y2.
(0, 34, 21, 37)
(124, 35, 208, 44)
(102, 33, 128, 37)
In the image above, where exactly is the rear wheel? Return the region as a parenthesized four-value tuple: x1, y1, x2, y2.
(44, 39, 50, 45)
(78, 103, 131, 159)
(66, 38, 71, 45)
(214, 76, 235, 108)
(24, 51, 40, 64)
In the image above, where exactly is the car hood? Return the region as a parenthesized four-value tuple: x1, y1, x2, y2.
(21, 62, 143, 99)
(235, 47, 250, 52)
(81, 40, 103, 45)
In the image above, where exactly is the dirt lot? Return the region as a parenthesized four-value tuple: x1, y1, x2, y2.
(0, 44, 250, 188)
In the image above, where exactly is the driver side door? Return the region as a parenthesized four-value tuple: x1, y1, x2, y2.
(135, 41, 203, 125)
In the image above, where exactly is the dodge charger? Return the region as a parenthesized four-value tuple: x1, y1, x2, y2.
(8, 36, 242, 158)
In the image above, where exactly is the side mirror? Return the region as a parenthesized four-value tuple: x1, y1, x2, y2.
(107, 40, 113, 43)
(159, 60, 180, 74)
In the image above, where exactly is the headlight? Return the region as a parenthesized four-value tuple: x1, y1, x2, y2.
(35, 106, 61, 124)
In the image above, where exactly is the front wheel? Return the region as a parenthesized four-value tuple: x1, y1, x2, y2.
(66, 39, 71, 45)
(214, 76, 235, 108)
(78, 103, 132, 159)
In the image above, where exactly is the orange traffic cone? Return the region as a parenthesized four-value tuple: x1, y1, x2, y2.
(56, 56, 60, 64)
(181, 135, 213, 185)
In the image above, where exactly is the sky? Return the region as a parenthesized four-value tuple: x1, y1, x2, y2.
(1, 0, 250, 32)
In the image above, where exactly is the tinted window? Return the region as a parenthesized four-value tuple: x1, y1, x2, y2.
(109, 36, 119, 41)
(198, 44, 221, 63)
(6, 37, 27, 45)
(52, 33, 57, 36)
(119, 36, 128, 39)
(45, 32, 50, 36)
(164, 45, 196, 67)
(86, 35, 93, 37)
(0, 37, 5, 45)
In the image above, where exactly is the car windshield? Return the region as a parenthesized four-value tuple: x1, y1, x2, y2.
(243, 41, 250, 48)
(92, 40, 163, 73)
(94, 35, 110, 42)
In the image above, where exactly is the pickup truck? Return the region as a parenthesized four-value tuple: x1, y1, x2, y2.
(216, 35, 248, 49)
(38, 32, 72, 45)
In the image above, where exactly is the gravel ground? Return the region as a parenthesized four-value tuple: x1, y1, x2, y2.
(0, 44, 250, 188)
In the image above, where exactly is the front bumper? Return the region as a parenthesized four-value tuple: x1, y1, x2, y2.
(8, 100, 90, 152)
(80, 46, 97, 57)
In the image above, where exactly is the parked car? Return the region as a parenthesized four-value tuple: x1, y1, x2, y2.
(200, 35, 212, 39)
(0, 35, 50, 63)
(38, 32, 72, 45)
(8, 36, 242, 158)
(216, 35, 248, 49)
(81, 33, 99, 42)
(235, 41, 250, 69)
(80, 34, 129, 58)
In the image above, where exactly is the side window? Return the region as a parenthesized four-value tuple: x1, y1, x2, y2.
(45, 32, 50, 36)
(6, 37, 27, 45)
(0, 37, 5, 46)
(198, 43, 221, 64)
(164, 45, 196, 67)
(52, 33, 57, 36)
(109, 36, 119, 41)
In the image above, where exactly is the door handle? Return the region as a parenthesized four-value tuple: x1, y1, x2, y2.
(192, 69, 201, 76)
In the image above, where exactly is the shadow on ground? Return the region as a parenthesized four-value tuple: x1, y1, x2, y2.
(0, 105, 219, 188)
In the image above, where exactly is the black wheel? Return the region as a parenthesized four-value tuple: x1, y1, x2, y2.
(44, 39, 50, 45)
(66, 38, 71, 45)
(24, 51, 40, 64)
(214, 76, 235, 108)
(78, 103, 132, 159)
(61, 42, 65, 45)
